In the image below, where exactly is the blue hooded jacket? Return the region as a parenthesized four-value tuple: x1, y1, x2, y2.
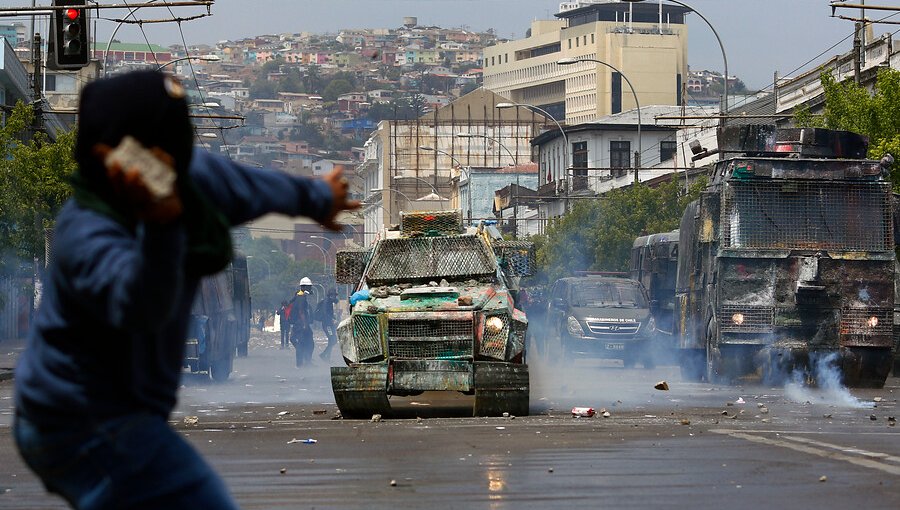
(14, 72, 333, 424)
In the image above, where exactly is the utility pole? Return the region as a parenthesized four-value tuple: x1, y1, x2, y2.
(31, 33, 43, 137)
(853, 22, 862, 84)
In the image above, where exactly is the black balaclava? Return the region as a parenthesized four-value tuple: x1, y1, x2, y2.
(71, 70, 231, 276)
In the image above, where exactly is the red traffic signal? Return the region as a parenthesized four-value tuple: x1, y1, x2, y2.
(64, 8, 79, 20)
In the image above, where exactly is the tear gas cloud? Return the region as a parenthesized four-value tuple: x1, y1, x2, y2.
(783, 352, 872, 409)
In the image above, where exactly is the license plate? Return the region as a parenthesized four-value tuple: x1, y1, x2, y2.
(605, 343, 625, 351)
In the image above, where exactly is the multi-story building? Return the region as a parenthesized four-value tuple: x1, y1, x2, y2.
(483, 0, 689, 124)
(356, 88, 549, 245)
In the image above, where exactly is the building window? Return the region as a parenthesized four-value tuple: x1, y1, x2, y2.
(575, 37, 579, 47)
(611, 72, 622, 114)
(610, 141, 631, 176)
(591, 33, 595, 44)
(568, 39, 572, 49)
(572, 141, 588, 177)
(660, 141, 677, 162)
(583, 35, 587, 46)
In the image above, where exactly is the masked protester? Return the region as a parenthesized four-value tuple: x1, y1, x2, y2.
(278, 300, 291, 349)
(318, 287, 339, 361)
(288, 277, 315, 367)
(12, 71, 358, 510)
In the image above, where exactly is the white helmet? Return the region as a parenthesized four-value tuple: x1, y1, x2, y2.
(300, 277, 312, 286)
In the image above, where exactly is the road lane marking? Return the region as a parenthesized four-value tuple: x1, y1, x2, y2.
(711, 429, 900, 476)
(779, 435, 900, 465)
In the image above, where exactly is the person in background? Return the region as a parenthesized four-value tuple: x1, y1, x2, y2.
(12, 70, 358, 510)
(288, 277, 315, 367)
(278, 300, 291, 349)
(318, 287, 339, 361)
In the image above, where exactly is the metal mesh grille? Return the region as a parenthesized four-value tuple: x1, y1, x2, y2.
(335, 249, 370, 284)
(387, 319, 473, 359)
(480, 314, 510, 359)
(719, 305, 774, 333)
(353, 314, 383, 360)
(400, 210, 463, 236)
(721, 181, 893, 251)
(840, 307, 893, 336)
(493, 241, 535, 277)
(366, 236, 496, 286)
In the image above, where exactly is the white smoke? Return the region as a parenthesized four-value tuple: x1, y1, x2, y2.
(783, 352, 872, 409)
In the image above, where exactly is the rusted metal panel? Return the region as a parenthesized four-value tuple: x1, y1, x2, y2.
(390, 360, 472, 391)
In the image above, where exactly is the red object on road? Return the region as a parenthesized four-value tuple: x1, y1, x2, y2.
(571, 407, 595, 418)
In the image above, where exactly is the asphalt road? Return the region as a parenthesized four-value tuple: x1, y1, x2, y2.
(1, 331, 899, 509)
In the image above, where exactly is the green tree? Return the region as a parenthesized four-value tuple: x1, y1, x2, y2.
(0, 103, 76, 274)
(322, 79, 353, 101)
(535, 179, 704, 280)
(795, 68, 900, 188)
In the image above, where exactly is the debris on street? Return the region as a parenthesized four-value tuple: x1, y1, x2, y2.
(184, 416, 199, 425)
(371, 414, 383, 422)
(287, 438, 317, 444)
(571, 407, 595, 417)
(654, 381, 669, 391)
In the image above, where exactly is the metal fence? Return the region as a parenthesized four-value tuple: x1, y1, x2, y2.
(366, 236, 496, 286)
(721, 181, 893, 252)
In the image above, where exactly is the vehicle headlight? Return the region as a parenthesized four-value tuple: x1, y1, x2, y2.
(567, 316, 585, 337)
(867, 316, 879, 328)
(731, 313, 745, 326)
(485, 316, 505, 334)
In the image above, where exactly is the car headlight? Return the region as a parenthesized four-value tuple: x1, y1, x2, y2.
(485, 316, 505, 334)
(731, 312, 745, 326)
(567, 316, 585, 337)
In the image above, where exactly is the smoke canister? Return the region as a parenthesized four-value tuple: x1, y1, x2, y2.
(571, 407, 595, 417)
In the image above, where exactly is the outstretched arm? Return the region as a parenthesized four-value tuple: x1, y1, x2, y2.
(188, 149, 358, 229)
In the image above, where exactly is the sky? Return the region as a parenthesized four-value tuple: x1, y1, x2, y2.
(4, 1, 879, 90)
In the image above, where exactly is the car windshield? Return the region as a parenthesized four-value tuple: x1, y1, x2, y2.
(571, 281, 647, 308)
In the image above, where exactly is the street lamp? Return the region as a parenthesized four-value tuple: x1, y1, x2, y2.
(624, 0, 728, 115)
(391, 176, 445, 210)
(245, 255, 270, 280)
(310, 235, 337, 254)
(496, 102, 568, 184)
(419, 145, 464, 170)
(299, 241, 328, 272)
(157, 55, 221, 71)
(558, 57, 642, 184)
(456, 132, 517, 166)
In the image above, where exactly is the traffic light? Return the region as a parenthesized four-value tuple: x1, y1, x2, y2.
(49, 0, 89, 69)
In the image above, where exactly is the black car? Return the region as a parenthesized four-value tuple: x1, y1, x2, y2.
(546, 276, 657, 368)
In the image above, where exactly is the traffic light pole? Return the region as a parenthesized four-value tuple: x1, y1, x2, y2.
(31, 33, 44, 137)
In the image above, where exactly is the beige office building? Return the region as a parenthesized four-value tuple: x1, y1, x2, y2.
(483, 1, 690, 125)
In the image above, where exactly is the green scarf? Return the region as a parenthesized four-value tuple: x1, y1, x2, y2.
(70, 173, 233, 277)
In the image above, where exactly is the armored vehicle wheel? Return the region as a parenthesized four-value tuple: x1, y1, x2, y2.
(473, 362, 529, 417)
(840, 347, 892, 389)
(679, 349, 707, 382)
(708, 345, 757, 385)
(236, 341, 248, 358)
(331, 365, 391, 419)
